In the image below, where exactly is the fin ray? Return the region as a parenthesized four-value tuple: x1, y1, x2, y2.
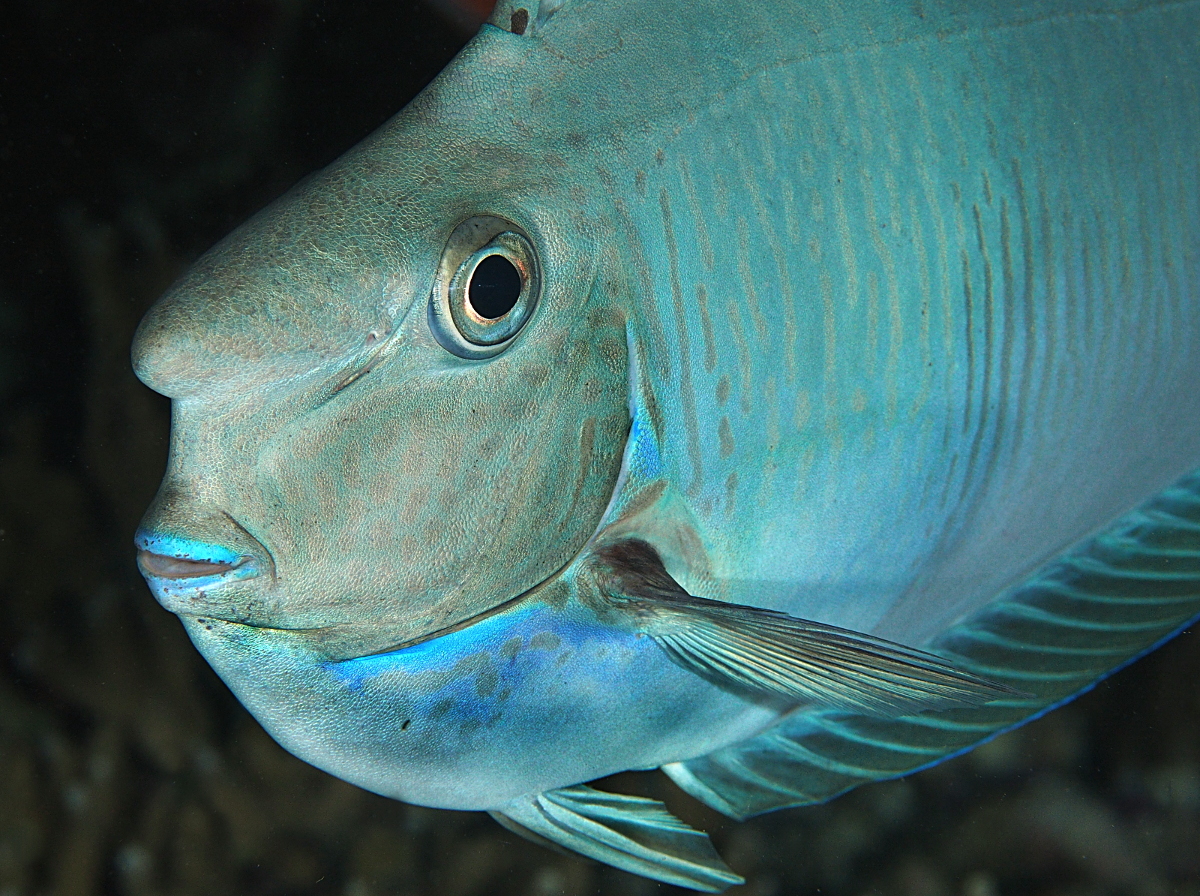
(592, 539, 1016, 715)
(491, 785, 742, 892)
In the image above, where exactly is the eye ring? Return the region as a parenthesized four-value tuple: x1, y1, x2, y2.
(429, 216, 541, 359)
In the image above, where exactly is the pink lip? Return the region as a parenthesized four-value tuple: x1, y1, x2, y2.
(137, 550, 237, 579)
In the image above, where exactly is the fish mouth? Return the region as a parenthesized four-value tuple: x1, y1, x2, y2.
(134, 529, 265, 588)
(137, 550, 239, 579)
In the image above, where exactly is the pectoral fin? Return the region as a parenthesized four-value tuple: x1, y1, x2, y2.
(490, 785, 742, 892)
(592, 540, 1017, 715)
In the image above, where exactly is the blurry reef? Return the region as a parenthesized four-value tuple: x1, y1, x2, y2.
(1, 1, 1199, 894)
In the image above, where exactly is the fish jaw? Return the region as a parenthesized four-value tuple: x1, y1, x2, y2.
(177, 575, 778, 812)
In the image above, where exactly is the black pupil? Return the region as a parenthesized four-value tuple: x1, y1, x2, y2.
(468, 254, 522, 320)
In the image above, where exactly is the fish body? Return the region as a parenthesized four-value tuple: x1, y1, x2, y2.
(133, 0, 1200, 888)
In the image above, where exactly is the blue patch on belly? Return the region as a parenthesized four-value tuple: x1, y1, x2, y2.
(323, 601, 634, 693)
(319, 600, 654, 754)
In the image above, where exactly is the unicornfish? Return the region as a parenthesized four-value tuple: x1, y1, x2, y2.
(131, 0, 1200, 888)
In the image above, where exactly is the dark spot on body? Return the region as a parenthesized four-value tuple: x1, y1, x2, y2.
(718, 417, 735, 459)
(476, 666, 499, 697)
(520, 364, 550, 388)
(401, 718, 411, 730)
(716, 375, 730, 406)
(596, 336, 625, 372)
(501, 637, 522, 660)
(593, 539, 689, 600)
(529, 632, 561, 651)
(510, 8, 529, 34)
(510, 400, 538, 421)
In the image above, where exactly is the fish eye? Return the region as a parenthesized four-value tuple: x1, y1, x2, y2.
(429, 216, 541, 359)
(468, 254, 522, 320)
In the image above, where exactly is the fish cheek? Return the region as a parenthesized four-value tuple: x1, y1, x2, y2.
(457, 317, 630, 562)
(248, 310, 629, 634)
(372, 314, 631, 623)
(253, 382, 482, 607)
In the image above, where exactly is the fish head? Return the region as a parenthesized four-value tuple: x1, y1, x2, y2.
(131, 47, 632, 655)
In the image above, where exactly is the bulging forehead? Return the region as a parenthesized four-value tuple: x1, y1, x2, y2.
(130, 173, 566, 403)
(131, 22, 619, 402)
(133, 157, 596, 402)
(131, 139, 450, 401)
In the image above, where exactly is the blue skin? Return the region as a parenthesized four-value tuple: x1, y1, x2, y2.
(156, 557, 779, 810)
(135, 532, 243, 566)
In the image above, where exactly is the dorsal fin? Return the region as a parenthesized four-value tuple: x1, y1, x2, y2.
(487, 0, 567, 35)
(663, 467, 1200, 820)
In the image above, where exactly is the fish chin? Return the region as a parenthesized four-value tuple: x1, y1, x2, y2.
(177, 576, 779, 812)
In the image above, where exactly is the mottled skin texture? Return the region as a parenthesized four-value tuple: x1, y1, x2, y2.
(134, 0, 1200, 819)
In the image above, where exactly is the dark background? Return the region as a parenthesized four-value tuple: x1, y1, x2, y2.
(2, 2, 1199, 894)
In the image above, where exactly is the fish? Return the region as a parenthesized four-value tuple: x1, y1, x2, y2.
(130, 0, 1200, 889)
